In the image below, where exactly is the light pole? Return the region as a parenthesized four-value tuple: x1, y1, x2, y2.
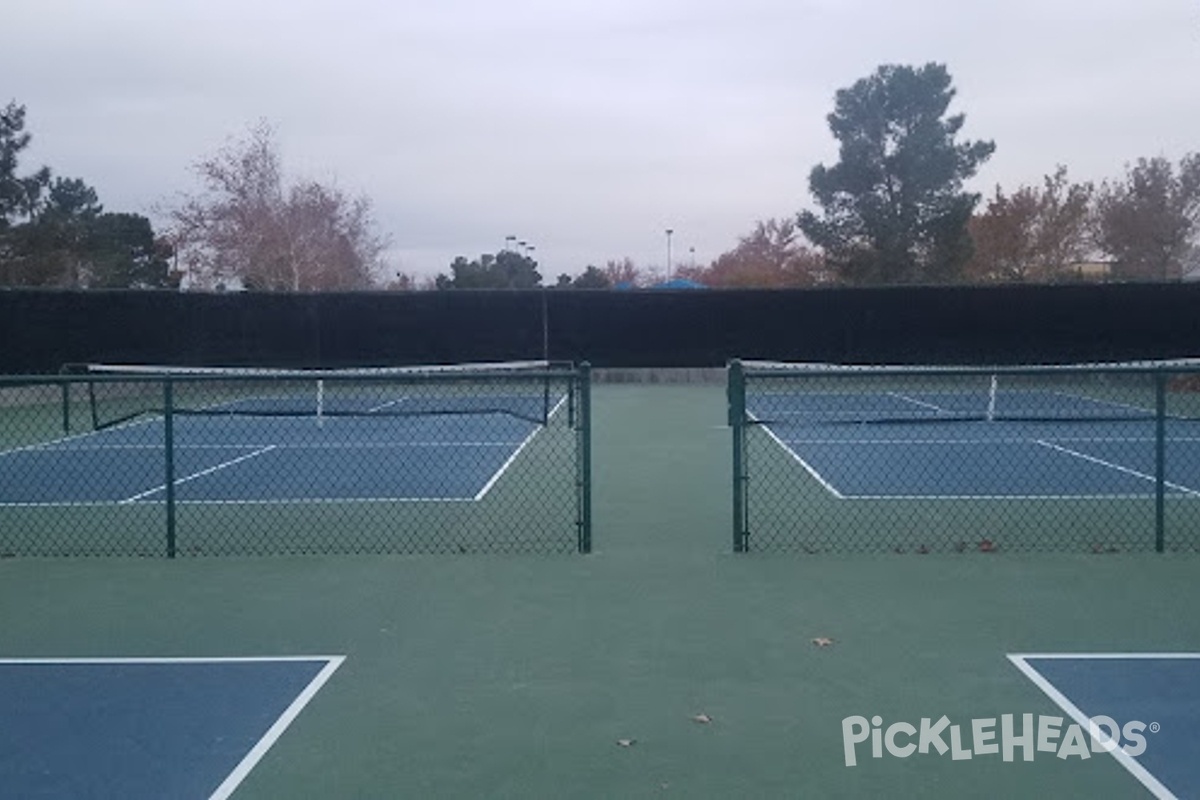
(665, 228, 674, 281)
(505, 235, 517, 252)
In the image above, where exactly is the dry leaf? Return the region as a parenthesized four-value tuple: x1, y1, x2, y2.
(811, 636, 835, 647)
(691, 713, 712, 724)
(616, 738, 636, 748)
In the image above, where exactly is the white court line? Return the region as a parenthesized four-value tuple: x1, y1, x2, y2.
(0, 655, 345, 800)
(784, 437, 1036, 446)
(1010, 652, 1200, 660)
(844, 492, 1167, 501)
(18, 441, 527, 451)
(5, 398, 562, 505)
(0, 414, 160, 458)
(887, 391, 948, 413)
(472, 394, 568, 501)
(1007, 653, 1200, 800)
(1053, 436, 1200, 444)
(119, 446, 277, 504)
(1049, 389, 1153, 416)
(209, 656, 345, 800)
(759, 437, 1200, 499)
(1035, 440, 1200, 497)
(265, 441, 524, 449)
(755, 417, 845, 499)
(0, 656, 345, 664)
(0, 496, 477, 507)
(779, 435, 1200, 449)
(367, 397, 407, 413)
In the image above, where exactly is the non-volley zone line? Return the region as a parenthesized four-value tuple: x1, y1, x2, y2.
(119, 446, 277, 504)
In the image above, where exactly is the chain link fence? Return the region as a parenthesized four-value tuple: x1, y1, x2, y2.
(0, 363, 591, 557)
(729, 360, 1200, 554)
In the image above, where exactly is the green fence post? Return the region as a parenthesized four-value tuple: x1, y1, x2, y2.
(164, 379, 177, 559)
(1155, 370, 1166, 553)
(577, 362, 592, 554)
(729, 360, 748, 553)
(60, 380, 70, 433)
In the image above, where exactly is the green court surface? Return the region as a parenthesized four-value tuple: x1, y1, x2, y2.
(2, 384, 1198, 798)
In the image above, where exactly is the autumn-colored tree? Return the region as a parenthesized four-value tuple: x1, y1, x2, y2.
(167, 121, 387, 290)
(678, 218, 825, 287)
(1095, 154, 1200, 280)
(967, 167, 1094, 282)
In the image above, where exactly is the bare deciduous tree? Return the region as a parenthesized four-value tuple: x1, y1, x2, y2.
(601, 257, 643, 287)
(166, 122, 387, 290)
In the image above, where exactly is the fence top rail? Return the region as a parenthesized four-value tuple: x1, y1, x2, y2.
(0, 361, 585, 387)
(734, 359, 1200, 379)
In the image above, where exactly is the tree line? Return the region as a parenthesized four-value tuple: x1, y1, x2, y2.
(4, 62, 1198, 291)
(436, 63, 1200, 290)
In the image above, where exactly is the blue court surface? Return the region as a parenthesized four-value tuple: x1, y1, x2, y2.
(0, 656, 343, 799)
(751, 390, 1200, 499)
(1009, 654, 1200, 800)
(0, 406, 550, 506)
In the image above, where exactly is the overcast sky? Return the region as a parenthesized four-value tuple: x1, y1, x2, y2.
(5, 0, 1199, 281)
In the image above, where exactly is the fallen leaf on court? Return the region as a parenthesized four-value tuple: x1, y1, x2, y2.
(917, 544, 930, 555)
(978, 538, 996, 553)
(616, 738, 636, 748)
(691, 713, 712, 724)
(811, 636, 835, 647)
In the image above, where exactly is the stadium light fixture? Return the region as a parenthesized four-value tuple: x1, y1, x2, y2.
(665, 229, 674, 281)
